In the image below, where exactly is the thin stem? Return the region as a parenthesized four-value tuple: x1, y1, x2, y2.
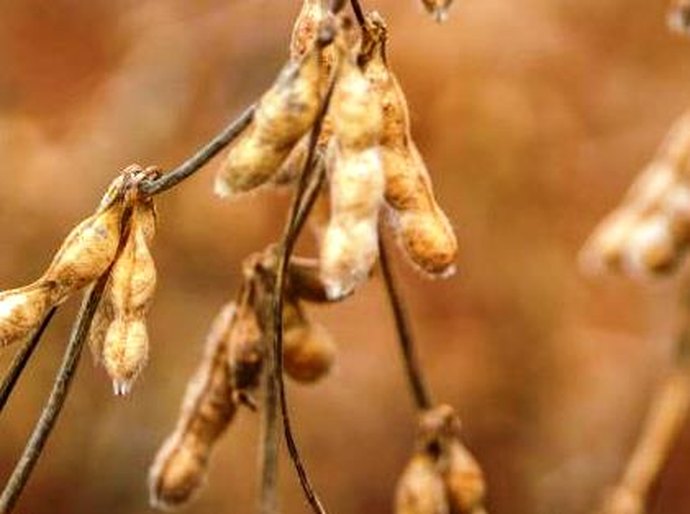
(0, 275, 108, 514)
(379, 237, 433, 411)
(0, 308, 58, 414)
(349, 0, 367, 26)
(139, 105, 255, 197)
(260, 74, 335, 514)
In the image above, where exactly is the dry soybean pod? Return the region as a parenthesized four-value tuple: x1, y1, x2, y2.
(102, 197, 157, 395)
(215, 43, 326, 198)
(361, 12, 457, 277)
(396, 452, 450, 514)
(149, 303, 238, 510)
(0, 175, 127, 348)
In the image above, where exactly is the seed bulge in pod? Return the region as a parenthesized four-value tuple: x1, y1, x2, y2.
(282, 298, 335, 383)
(103, 201, 157, 395)
(622, 214, 677, 275)
(443, 441, 486, 514)
(41, 193, 125, 303)
(396, 453, 450, 514)
(331, 48, 383, 152)
(215, 47, 324, 198)
(149, 303, 237, 510)
(0, 282, 55, 348)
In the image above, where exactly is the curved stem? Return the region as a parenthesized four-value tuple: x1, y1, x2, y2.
(378, 237, 433, 411)
(139, 105, 255, 197)
(0, 308, 58, 414)
(0, 276, 109, 514)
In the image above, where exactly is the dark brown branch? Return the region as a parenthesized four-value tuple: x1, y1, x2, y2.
(139, 105, 255, 197)
(0, 275, 109, 514)
(378, 237, 433, 411)
(349, 0, 367, 27)
(0, 308, 58, 414)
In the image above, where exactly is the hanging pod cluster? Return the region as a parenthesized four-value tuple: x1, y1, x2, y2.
(215, 2, 458, 300)
(0, 166, 159, 395)
(581, 112, 690, 277)
(396, 405, 487, 514)
(148, 253, 337, 510)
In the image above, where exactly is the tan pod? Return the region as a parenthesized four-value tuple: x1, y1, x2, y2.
(216, 47, 325, 197)
(396, 453, 450, 514)
(361, 13, 457, 277)
(102, 200, 157, 395)
(149, 303, 237, 510)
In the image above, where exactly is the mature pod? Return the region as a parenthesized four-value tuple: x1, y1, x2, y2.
(396, 453, 450, 514)
(0, 177, 125, 348)
(149, 303, 237, 510)
(282, 297, 335, 383)
(215, 45, 325, 197)
(320, 146, 385, 299)
(0, 283, 55, 348)
(102, 199, 157, 396)
(227, 301, 264, 396)
(40, 190, 126, 301)
(290, 0, 327, 60)
(443, 441, 486, 514)
(580, 113, 690, 276)
(361, 12, 458, 277)
(420, 0, 455, 22)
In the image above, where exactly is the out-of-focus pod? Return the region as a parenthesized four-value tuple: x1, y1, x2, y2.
(282, 297, 335, 383)
(396, 453, 450, 514)
(149, 303, 237, 511)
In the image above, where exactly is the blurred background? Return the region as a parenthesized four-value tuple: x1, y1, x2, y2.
(1, 0, 690, 513)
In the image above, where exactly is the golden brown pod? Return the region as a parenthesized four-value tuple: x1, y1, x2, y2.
(396, 453, 450, 514)
(330, 47, 383, 152)
(443, 441, 486, 514)
(149, 303, 237, 510)
(282, 298, 335, 383)
(287, 257, 332, 303)
(320, 145, 385, 299)
(102, 200, 157, 395)
(88, 281, 114, 365)
(290, 0, 327, 60)
(0, 177, 126, 348)
(360, 13, 458, 277)
(215, 47, 325, 198)
(41, 193, 125, 301)
(0, 283, 55, 348)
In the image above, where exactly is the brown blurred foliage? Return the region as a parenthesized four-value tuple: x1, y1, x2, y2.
(1, 1, 690, 513)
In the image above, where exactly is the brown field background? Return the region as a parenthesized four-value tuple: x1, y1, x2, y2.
(1, 1, 690, 513)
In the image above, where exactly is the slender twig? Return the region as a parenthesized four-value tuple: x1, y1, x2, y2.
(259, 71, 336, 514)
(379, 237, 433, 411)
(139, 105, 255, 197)
(0, 275, 109, 514)
(0, 308, 58, 414)
(349, 0, 367, 26)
